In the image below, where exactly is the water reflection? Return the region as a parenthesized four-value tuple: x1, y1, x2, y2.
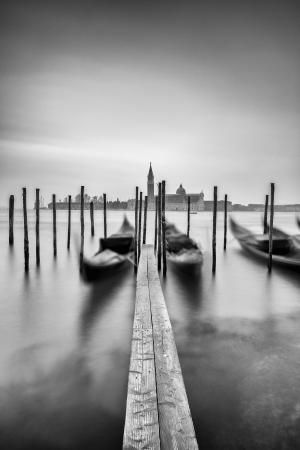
(0, 347, 123, 449)
(162, 237, 300, 449)
(80, 266, 132, 342)
(1, 210, 300, 449)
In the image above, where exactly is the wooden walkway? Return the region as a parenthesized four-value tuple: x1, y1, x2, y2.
(123, 245, 198, 450)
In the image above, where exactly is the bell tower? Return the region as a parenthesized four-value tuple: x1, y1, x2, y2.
(147, 163, 154, 201)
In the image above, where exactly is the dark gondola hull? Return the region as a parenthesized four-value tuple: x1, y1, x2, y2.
(82, 253, 133, 282)
(82, 216, 135, 282)
(167, 251, 203, 273)
(165, 222, 203, 271)
(230, 217, 300, 272)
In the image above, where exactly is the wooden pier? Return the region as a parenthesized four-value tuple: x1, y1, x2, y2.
(123, 245, 198, 450)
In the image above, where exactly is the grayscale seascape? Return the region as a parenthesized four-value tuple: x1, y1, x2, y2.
(0, 210, 300, 449)
(1, 0, 300, 448)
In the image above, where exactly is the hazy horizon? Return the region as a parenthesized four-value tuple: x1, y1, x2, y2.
(1, 0, 299, 207)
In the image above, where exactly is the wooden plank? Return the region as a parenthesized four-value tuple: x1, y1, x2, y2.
(147, 247, 198, 450)
(123, 246, 160, 450)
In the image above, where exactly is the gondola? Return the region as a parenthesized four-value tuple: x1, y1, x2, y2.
(165, 222, 203, 270)
(230, 217, 300, 271)
(82, 216, 135, 281)
(264, 220, 300, 250)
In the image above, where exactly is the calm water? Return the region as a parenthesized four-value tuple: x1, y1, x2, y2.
(0, 209, 299, 449)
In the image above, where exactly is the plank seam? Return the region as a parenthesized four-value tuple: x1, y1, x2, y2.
(147, 245, 162, 450)
(148, 246, 199, 450)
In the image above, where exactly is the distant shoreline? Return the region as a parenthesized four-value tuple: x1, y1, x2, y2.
(0, 207, 299, 213)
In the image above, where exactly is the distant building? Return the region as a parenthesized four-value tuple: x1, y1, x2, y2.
(48, 192, 105, 210)
(147, 162, 155, 204)
(128, 164, 205, 211)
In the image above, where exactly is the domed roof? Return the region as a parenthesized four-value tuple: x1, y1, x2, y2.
(176, 184, 186, 195)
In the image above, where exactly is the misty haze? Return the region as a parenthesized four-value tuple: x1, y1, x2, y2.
(0, 1, 300, 449)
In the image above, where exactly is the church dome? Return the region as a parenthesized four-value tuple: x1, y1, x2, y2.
(176, 184, 186, 195)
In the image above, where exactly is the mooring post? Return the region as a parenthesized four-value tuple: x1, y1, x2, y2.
(263, 194, 269, 234)
(212, 186, 217, 274)
(157, 182, 162, 271)
(138, 191, 143, 260)
(80, 186, 84, 271)
(52, 194, 57, 258)
(162, 180, 167, 276)
(154, 195, 158, 254)
(143, 195, 148, 244)
(268, 183, 275, 272)
(9, 194, 14, 246)
(22, 188, 29, 271)
(134, 186, 139, 273)
(90, 201, 94, 237)
(187, 195, 191, 237)
(67, 195, 71, 250)
(223, 194, 228, 251)
(103, 193, 107, 238)
(36, 188, 40, 265)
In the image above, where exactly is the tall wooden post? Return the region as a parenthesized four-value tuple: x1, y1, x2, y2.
(212, 186, 217, 274)
(22, 188, 29, 272)
(162, 180, 167, 276)
(263, 194, 269, 234)
(157, 182, 162, 271)
(268, 183, 275, 272)
(90, 201, 94, 236)
(52, 194, 57, 258)
(36, 188, 40, 265)
(67, 195, 71, 250)
(134, 187, 139, 273)
(187, 195, 191, 237)
(138, 192, 143, 259)
(103, 193, 107, 238)
(143, 195, 148, 244)
(154, 196, 158, 254)
(80, 186, 84, 270)
(223, 194, 228, 251)
(9, 194, 14, 246)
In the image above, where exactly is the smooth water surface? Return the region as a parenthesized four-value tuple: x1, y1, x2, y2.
(162, 211, 300, 450)
(0, 209, 299, 449)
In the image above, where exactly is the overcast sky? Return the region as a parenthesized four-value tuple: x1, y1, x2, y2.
(0, 0, 299, 207)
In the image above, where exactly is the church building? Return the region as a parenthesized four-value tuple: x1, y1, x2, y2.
(127, 164, 205, 211)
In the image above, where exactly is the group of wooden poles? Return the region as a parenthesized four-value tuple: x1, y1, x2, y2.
(8, 182, 275, 274)
(8, 187, 109, 272)
(131, 182, 229, 275)
(7, 184, 230, 274)
(133, 180, 167, 276)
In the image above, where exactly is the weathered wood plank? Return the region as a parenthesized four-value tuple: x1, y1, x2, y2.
(123, 246, 160, 450)
(124, 245, 198, 449)
(147, 247, 198, 450)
